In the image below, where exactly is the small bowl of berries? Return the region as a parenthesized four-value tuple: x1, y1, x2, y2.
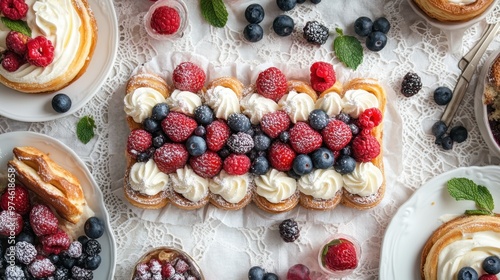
(318, 234, 361, 278)
(144, 0, 188, 40)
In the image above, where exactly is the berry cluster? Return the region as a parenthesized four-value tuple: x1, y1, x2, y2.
(354, 16, 390, 52)
(457, 256, 500, 280)
(133, 255, 198, 280)
(2, 30, 55, 72)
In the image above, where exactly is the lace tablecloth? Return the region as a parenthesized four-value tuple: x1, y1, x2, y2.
(1, 0, 500, 279)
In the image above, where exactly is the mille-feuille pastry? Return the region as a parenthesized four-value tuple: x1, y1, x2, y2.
(298, 168, 344, 211)
(203, 76, 244, 120)
(420, 214, 500, 280)
(0, 0, 97, 93)
(208, 171, 253, 210)
(413, 0, 495, 22)
(167, 165, 209, 210)
(253, 168, 300, 213)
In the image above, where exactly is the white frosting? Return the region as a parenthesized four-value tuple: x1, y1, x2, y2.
(241, 93, 279, 125)
(255, 169, 297, 203)
(170, 166, 209, 202)
(124, 87, 166, 123)
(166, 89, 202, 116)
(278, 90, 315, 123)
(315, 92, 344, 117)
(298, 168, 343, 200)
(0, 0, 82, 83)
(209, 171, 249, 203)
(343, 162, 383, 197)
(204, 85, 240, 119)
(342, 89, 379, 118)
(447, 0, 476, 5)
(129, 159, 169, 196)
(437, 231, 500, 279)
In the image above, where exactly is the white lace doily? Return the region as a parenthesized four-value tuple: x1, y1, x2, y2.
(1, 0, 499, 279)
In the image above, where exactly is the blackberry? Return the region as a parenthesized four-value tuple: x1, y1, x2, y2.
(401, 72, 422, 97)
(71, 266, 93, 280)
(279, 219, 300, 242)
(5, 265, 25, 279)
(54, 266, 70, 280)
(303, 21, 329, 45)
(227, 132, 254, 154)
(15, 241, 36, 265)
(450, 126, 468, 143)
(83, 240, 101, 256)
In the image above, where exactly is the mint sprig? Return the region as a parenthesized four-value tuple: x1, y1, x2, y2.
(76, 116, 96, 144)
(333, 28, 363, 70)
(447, 177, 494, 216)
(1, 17, 31, 37)
(200, 0, 228, 28)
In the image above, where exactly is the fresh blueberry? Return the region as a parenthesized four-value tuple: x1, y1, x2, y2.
(372, 17, 391, 34)
(194, 105, 214, 125)
(228, 113, 252, 132)
(248, 266, 266, 280)
(52, 93, 72, 113)
(293, 154, 313, 176)
(245, 4, 265, 24)
(84, 254, 101, 270)
(151, 103, 169, 121)
(251, 156, 269, 175)
(78, 235, 90, 246)
(340, 146, 352, 156)
(84, 217, 105, 239)
(334, 155, 356, 174)
(186, 135, 207, 156)
(310, 0, 321, 3)
(433, 86, 453, 105)
(15, 231, 35, 244)
(431, 120, 448, 138)
(263, 272, 279, 280)
(218, 147, 231, 159)
(48, 254, 60, 264)
(297, 0, 306, 3)
(349, 123, 360, 135)
(142, 117, 160, 133)
(482, 256, 500, 274)
(253, 134, 271, 151)
(336, 112, 351, 123)
(457, 266, 478, 280)
(279, 131, 290, 143)
(194, 125, 206, 137)
(354, 16, 373, 37)
(309, 109, 329, 130)
(287, 169, 301, 179)
(366, 31, 387, 52)
(277, 0, 296, 11)
(244, 23, 264, 43)
(449, 126, 467, 143)
(441, 135, 453, 150)
(136, 151, 151, 162)
(311, 147, 334, 169)
(153, 134, 167, 148)
(60, 254, 76, 269)
(273, 15, 294, 37)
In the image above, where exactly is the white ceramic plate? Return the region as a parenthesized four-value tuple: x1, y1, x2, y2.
(0, 131, 116, 279)
(0, 0, 119, 122)
(380, 166, 500, 279)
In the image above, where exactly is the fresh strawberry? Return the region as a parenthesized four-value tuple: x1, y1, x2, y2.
(0, 183, 31, 215)
(172, 62, 206, 93)
(6, 31, 29, 55)
(39, 228, 71, 255)
(154, 143, 188, 174)
(0, 0, 28, 20)
(26, 36, 54, 67)
(289, 122, 322, 154)
(189, 151, 222, 178)
(29, 204, 59, 236)
(150, 6, 181, 35)
(321, 238, 358, 271)
(351, 134, 380, 162)
(127, 129, 153, 157)
(260, 110, 290, 139)
(205, 119, 230, 151)
(479, 275, 498, 280)
(322, 120, 352, 151)
(268, 141, 296, 171)
(0, 210, 23, 237)
(256, 67, 288, 102)
(28, 256, 56, 278)
(357, 107, 383, 132)
(310, 61, 336, 92)
(161, 112, 197, 143)
(223, 154, 251, 175)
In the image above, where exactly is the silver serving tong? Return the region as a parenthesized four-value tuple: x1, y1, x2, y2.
(440, 22, 500, 127)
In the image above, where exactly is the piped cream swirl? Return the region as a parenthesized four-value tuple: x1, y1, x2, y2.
(166, 89, 202, 116)
(170, 166, 209, 202)
(315, 92, 343, 117)
(447, 0, 476, 5)
(278, 90, 315, 123)
(209, 171, 249, 203)
(129, 159, 169, 196)
(343, 162, 383, 197)
(241, 93, 279, 125)
(204, 85, 240, 119)
(255, 169, 297, 203)
(298, 168, 343, 200)
(124, 87, 166, 123)
(342, 89, 379, 118)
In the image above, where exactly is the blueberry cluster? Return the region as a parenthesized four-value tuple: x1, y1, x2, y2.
(248, 266, 279, 280)
(457, 256, 500, 280)
(353, 16, 390, 52)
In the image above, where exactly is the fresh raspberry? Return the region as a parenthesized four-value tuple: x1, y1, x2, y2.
(153, 143, 188, 174)
(223, 154, 251, 175)
(0, 0, 28, 20)
(6, 31, 29, 55)
(205, 119, 230, 151)
(172, 62, 206, 92)
(26, 36, 55, 67)
(161, 112, 197, 142)
(260, 110, 291, 138)
(351, 134, 380, 162)
(1, 51, 24, 72)
(127, 129, 153, 157)
(29, 204, 59, 236)
(150, 6, 181, 35)
(358, 107, 383, 131)
(189, 151, 222, 178)
(0, 210, 23, 237)
(322, 120, 352, 151)
(479, 275, 498, 280)
(40, 228, 71, 255)
(161, 261, 175, 278)
(289, 122, 322, 154)
(28, 256, 56, 278)
(322, 238, 358, 271)
(0, 183, 30, 215)
(174, 258, 189, 274)
(310, 61, 336, 92)
(148, 258, 162, 275)
(268, 141, 296, 171)
(256, 67, 288, 102)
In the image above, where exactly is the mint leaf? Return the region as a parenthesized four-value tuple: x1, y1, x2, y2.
(200, 0, 228, 28)
(447, 177, 494, 215)
(333, 28, 363, 70)
(1, 17, 31, 37)
(465, 209, 493, 216)
(76, 116, 96, 144)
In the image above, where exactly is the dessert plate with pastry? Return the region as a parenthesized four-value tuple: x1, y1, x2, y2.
(0, 131, 116, 279)
(0, 0, 118, 122)
(380, 165, 500, 279)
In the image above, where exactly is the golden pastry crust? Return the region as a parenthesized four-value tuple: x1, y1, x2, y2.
(413, 0, 495, 22)
(420, 214, 500, 280)
(166, 187, 209, 210)
(319, 80, 344, 98)
(207, 76, 244, 99)
(0, 0, 98, 93)
(253, 191, 300, 213)
(208, 189, 253, 211)
(287, 80, 318, 102)
(299, 190, 343, 211)
(123, 164, 169, 209)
